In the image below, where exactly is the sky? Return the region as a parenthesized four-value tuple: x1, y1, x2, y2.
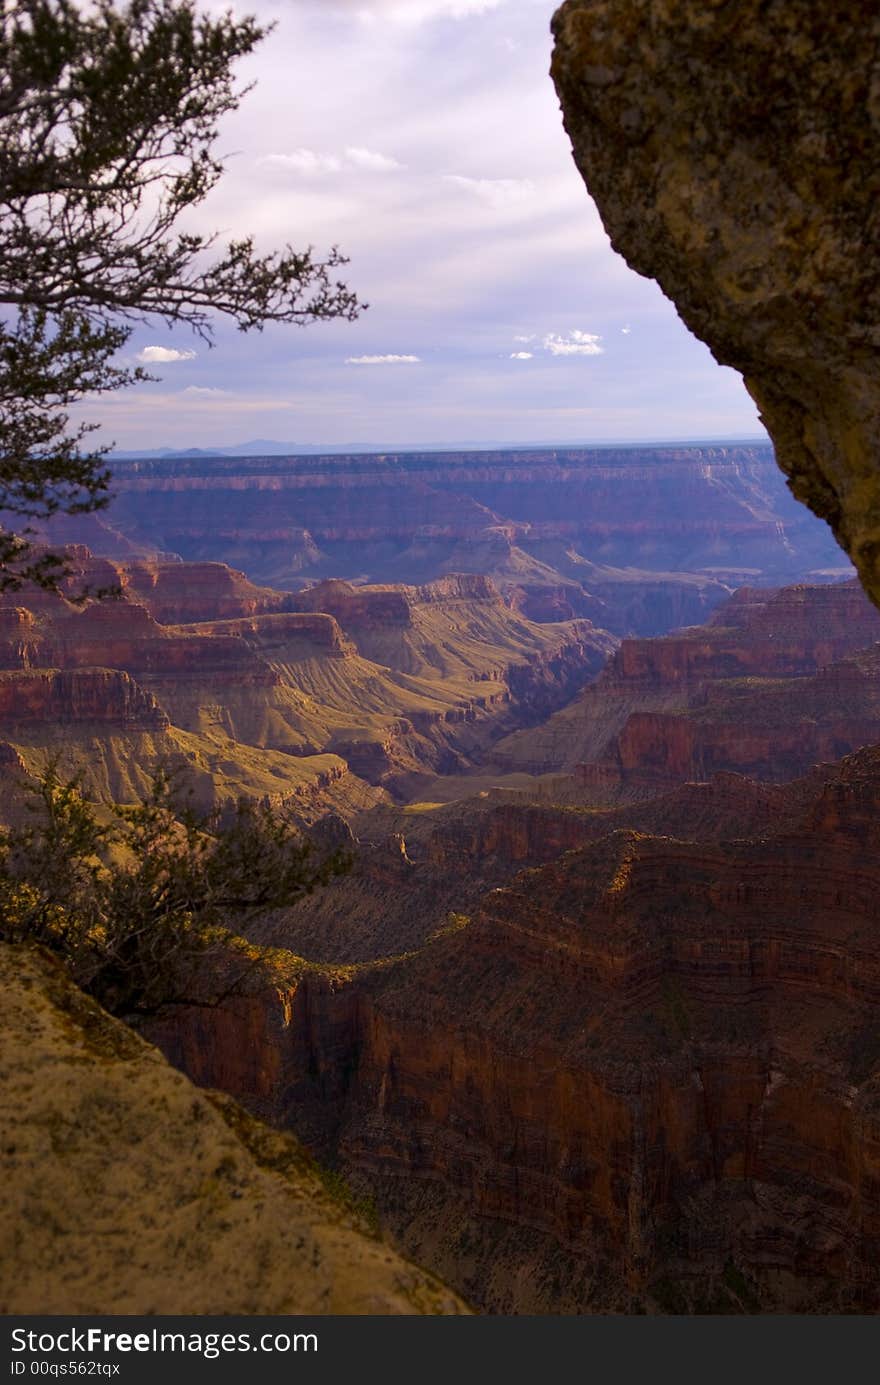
(90, 0, 767, 452)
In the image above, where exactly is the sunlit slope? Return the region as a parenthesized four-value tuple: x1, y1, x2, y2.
(0, 554, 614, 800)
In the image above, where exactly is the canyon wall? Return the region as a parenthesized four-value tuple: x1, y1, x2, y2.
(34, 444, 850, 635)
(151, 747, 880, 1312)
(0, 548, 614, 810)
(493, 579, 880, 788)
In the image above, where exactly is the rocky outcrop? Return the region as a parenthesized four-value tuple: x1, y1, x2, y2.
(0, 944, 466, 1315)
(0, 668, 168, 730)
(593, 651, 880, 793)
(619, 580, 880, 688)
(119, 559, 286, 625)
(290, 580, 413, 630)
(551, 2, 880, 606)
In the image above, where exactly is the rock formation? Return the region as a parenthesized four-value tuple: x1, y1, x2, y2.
(492, 578, 880, 785)
(551, 1, 880, 604)
(0, 548, 614, 811)
(38, 444, 848, 632)
(151, 747, 880, 1313)
(0, 944, 466, 1314)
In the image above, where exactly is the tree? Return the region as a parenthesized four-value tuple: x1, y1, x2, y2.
(0, 763, 352, 1018)
(0, 0, 364, 590)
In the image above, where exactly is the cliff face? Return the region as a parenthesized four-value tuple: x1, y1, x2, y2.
(150, 746, 880, 1312)
(119, 559, 287, 625)
(0, 668, 168, 731)
(0, 944, 466, 1315)
(599, 651, 880, 792)
(42, 444, 849, 634)
(551, 2, 880, 606)
(493, 579, 880, 784)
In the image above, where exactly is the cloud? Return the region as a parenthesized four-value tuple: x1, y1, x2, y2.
(543, 330, 604, 357)
(181, 386, 227, 397)
(344, 146, 403, 172)
(258, 149, 343, 176)
(259, 146, 402, 177)
(509, 351, 533, 360)
(337, 0, 507, 23)
(443, 175, 535, 209)
(621, 325, 632, 335)
(513, 334, 535, 343)
(346, 354, 421, 364)
(136, 346, 197, 364)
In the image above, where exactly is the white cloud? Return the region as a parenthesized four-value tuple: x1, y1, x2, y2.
(344, 146, 403, 172)
(258, 149, 343, 176)
(513, 334, 535, 343)
(510, 351, 533, 360)
(543, 330, 604, 358)
(344, 0, 506, 24)
(259, 147, 402, 177)
(621, 325, 632, 335)
(136, 346, 197, 364)
(443, 174, 535, 209)
(182, 386, 227, 397)
(346, 354, 421, 364)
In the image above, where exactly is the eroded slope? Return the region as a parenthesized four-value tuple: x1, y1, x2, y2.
(0, 944, 467, 1315)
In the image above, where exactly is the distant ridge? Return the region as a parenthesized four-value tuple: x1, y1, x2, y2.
(111, 433, 771, 460)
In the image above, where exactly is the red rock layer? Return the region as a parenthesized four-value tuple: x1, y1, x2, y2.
(496, 578, 880, 785)
(0, 547, 614, 801)
(151, 747, 880, 1312)
(0, 668, 168, 730)
(614, 580, 880, 690)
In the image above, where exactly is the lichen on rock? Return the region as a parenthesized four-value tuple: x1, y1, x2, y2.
(551, 1, 880, 604)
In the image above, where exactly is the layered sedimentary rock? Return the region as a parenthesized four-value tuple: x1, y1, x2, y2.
(0, 549, 613, 807)
(493, 579, 880, 785)
(43, 445, 849, 634)
(594, 650, 880, 794)
(118, 559, 286, 625)
(0, 944, 466, 1315)
(153, 748, 880, 1313)
(238, 771, 808, 968)
(551, 1, 880, 606)
(0, 668, 168, 731)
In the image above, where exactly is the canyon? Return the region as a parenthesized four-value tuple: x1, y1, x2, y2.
(492, 579, 880, 792)
(142, 577, 880, 1312)
(3, 0, 880, 1323)
(33, 441, 849, 636)
(4, 481, 880, 1314)
(0, 548, 612, 815)
(148, 743, 880, 1313)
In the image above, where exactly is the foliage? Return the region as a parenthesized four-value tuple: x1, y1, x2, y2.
(0, 0, 364, 589)
(0, 762, 351, 1017)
